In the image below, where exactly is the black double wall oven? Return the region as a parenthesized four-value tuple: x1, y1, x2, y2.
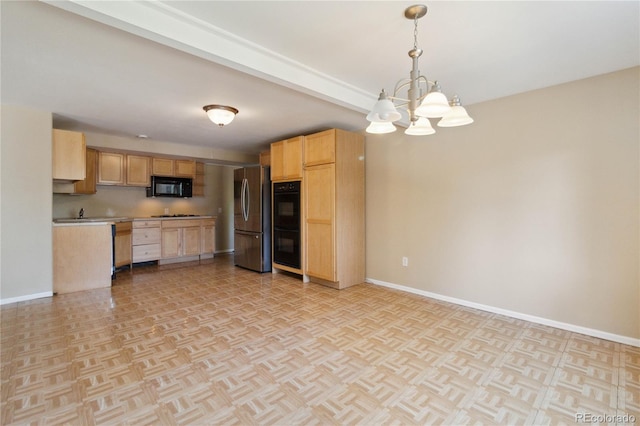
(272, 181, 301, 269)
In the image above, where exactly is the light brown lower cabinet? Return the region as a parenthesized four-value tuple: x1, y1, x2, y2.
(131, 218, 214, 264)
(161, 219, 201, 259)
(114, 221, 132, 268)
(53, 224, 112, 294)
(132, 220, 162, 263)
(201, 219, 215, 255)
(304, 163, 336, 282)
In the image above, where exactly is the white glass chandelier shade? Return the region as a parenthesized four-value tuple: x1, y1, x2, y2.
(405, 117, 435, 135)
(366, 121, 397, 134)
(437, 96, 474, 127)
(203, 105, 238, 127)
(414, 83, 452, 118)
(366, 90, 402, 123)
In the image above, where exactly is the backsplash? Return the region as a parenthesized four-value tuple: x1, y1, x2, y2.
(52, 185, 212, 218)
(52, 164, 236, 253)
(53, 164, 228, 219)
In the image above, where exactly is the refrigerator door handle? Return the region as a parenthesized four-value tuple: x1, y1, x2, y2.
(240, 178, 246, 222)
(243, 177, 250, 222)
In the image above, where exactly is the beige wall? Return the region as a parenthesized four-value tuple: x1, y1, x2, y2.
(366, 67, 639, 340)
(1, 105, 53, 301)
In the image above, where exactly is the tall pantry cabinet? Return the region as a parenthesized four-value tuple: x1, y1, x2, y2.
(303, 129, 365, 289)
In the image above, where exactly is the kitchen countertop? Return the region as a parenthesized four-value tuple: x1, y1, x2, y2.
(53, 217, 132, 225)
(135, 215, 214, 220)
(53, 215, 214, 225)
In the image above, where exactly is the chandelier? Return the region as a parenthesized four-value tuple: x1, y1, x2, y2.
(366, 4, 473, 136)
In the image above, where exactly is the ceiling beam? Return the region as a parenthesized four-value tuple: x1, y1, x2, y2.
(42, 0, 376, 114)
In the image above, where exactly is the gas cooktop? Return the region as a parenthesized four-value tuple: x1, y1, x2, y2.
(151, 214, 199, 218)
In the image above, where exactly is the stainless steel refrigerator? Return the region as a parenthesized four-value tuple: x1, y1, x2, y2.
(234, 166, 271, 272)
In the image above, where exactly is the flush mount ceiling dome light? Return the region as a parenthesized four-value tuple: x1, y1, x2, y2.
(366, 4, 473, 136)
(203, 104, 238, 127)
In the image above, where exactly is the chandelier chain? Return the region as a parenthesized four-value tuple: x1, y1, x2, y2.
(413, 16, 419, 50)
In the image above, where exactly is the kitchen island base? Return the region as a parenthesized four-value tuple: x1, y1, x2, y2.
(53, 223, 112, 294)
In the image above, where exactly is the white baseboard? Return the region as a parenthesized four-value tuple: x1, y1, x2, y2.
(366, 277, 640, 348)
(1, 291, 53, 306)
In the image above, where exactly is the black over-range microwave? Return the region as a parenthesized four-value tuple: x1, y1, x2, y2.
(146, 176, 193, 198)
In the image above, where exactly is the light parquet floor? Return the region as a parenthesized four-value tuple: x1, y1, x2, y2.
(1, 255, 638, 425)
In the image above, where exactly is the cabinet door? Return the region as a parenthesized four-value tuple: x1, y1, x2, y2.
(175, 160, 196, 177)
(73, 148, 97, 194)
(193, 162, 205, 196)
(114, 222, 132, 268)
(304, 163, 336, 281)
(152, 158, 174, 176)
(271, 137, 303, 181)
(52, 129, 86, 181)
(161, 228, 181, 258)
(201, 222, 215, 254)
(304, 129, 335, 166)
(126, 155, 151, 186)
(270, 141, 285, 180)
(98, 152, 125, 185)
(283, 137, 303, 179)
(182, 226, 201, 256)
(259, 150, 270, 167)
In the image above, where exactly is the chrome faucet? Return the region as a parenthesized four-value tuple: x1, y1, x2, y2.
(78, 208, 84, 219)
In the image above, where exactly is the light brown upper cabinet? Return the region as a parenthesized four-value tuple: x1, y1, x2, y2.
(193, 162, 205, 197)
(152, 157, 174, 176)
(259, 150, 271, 167)
(97, 152, 125, 185)
(52, 147, 98, 194)
(271, 136, 303, 181)
(175, 160, 196, 177)
(98, 152, 150, 186)
(52, 129, 86, 181)
(151, 157, 196, 178)
(304, 131, 336, 166)
(126, 155, 151, 187)
(303, 129, 365, 290)
(73, 148, 98, 194)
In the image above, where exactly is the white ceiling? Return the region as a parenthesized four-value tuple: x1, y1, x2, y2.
(2, 1, 638, 158)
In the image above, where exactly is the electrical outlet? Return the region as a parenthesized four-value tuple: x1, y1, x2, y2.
(402, 257, 408, 267)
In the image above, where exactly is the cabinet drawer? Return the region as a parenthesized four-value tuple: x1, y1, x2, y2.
(132, 243, 161, 262)
(115, 221, 132, 233)
(132, 228, 161, 245)
(201, 219, 215, 227)
(133, 220, 161, 228)
(161, 219, 201, 229)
